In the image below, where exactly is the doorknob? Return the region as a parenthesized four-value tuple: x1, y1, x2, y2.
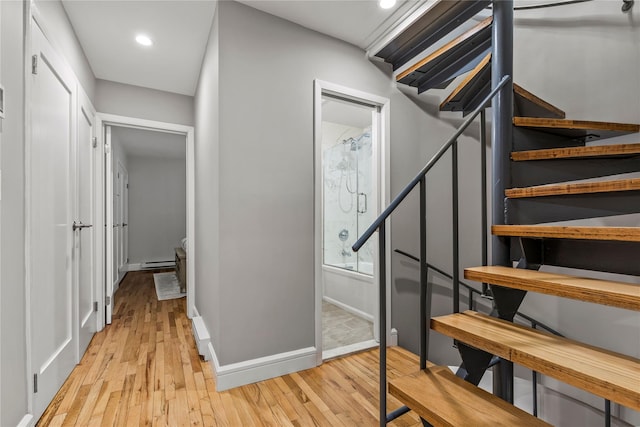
(123, 223, 128, 227)
(73, 221, 93, 231)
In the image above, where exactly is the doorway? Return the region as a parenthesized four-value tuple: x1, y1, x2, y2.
(98, 114, 195, 325)
(314, 80, 390, 362)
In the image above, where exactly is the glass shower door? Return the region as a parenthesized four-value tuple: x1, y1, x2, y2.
(322, 96, 375, 276)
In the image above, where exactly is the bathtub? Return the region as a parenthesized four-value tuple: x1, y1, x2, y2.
(322, 262, 375, 322)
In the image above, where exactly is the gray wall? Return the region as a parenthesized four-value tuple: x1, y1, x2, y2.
(194, 0, 455, 366)
(95, 79, 194, 126)
(34, 0, 95, 100)
(1, 2, 28, 425)
(128, 155, 186, 264)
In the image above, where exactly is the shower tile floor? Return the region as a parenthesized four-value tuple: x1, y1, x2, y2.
(322, 301, 374, 351)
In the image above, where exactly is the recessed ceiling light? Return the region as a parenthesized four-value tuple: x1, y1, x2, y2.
(379, 0, 396, 9)
(135, 34, 153, 47)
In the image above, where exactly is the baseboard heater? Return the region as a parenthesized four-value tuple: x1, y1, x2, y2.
(140, 260, 175, 269)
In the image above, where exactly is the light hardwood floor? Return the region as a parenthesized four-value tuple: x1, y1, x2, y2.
(37, 270, 424, 426)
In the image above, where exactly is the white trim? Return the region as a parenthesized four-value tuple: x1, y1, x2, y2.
(210, 344, 317, 392)
(313, 79, 391, 367)
(103, 124, 113, 323)
(322, 340, 378, 361)
(191, 316, 211, 361)
(323, 296, 373, 323)
(365, 0, 440, 58)
(96, 113, 196, 320)
(16, 414, 34, 427)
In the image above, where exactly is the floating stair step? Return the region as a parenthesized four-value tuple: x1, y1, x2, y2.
(440, 53, 565, 119)
(431, 311, 640, 410)
(389, 366, 551, 427)
(513, 117, 640, 143)
(374, 0, 491, 70)
(397, 16, 492, 94)
(439, 51, 491, 113)
(512, 143, 640, 161)
(465, 266, 640, 310)
(492, 225, 640, 242)
(505, 177, 640, 199)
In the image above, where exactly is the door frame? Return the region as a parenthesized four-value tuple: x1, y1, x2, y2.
(96, 113, 196, 327)
(313, 80, 391, 364)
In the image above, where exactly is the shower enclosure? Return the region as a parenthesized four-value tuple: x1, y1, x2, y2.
(322, 102, 376, 276)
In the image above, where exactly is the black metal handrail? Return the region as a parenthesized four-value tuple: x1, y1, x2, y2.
(352, 75, 511, 253)
(351, 75, 510, 427)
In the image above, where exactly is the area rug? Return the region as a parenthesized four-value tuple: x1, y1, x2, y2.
(153, 272, 186, 301)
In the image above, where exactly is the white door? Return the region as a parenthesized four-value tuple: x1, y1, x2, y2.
(117, 163, 127, 271)
(123, 173, 129, 267)
(113, 164, 121, 281)
(30, 22, 77, 418)
(76, 90, 96, 356)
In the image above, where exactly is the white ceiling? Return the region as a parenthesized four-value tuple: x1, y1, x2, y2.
(61, 0, 425, 97)
(112, 126, 186, 160)
(62, 0, 217, 96)
(236, 0, 420, 50)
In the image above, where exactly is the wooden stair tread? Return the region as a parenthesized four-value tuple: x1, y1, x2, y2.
(389, 366, 551, 427)
(431, 311, 640, 410)
(513, 117, 640, 142)
(441, 52, 565, 119)
(374, 0, 491, 70)
(492, 225, 640, 242)
(505, 177, 640, 199)
(512, 143, 640, 161)
(397, 16, 492, 93)
(465, 266, 640, 310)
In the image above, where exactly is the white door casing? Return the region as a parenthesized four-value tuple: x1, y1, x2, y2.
(29, 21, 77, 419)
(105, 125, 114, 324)
(97, 114, 196, 320)
(313, 80, 391, 364)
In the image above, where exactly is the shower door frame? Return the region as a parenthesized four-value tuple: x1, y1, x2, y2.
(313, 80, 391, 364)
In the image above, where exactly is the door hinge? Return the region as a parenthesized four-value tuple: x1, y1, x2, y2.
(34, 373, 38, 393)
(106, 296, 111, 306)
(126, 183, 129, 189)
(94, 301, 99, 312)
(92, 137, 98, 148)
(32, 55, 38, 74)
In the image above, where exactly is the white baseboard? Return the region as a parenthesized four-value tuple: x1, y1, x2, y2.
(211, 344, 317, 392)
(191, 313, 316, 392)
(16, 414, 34, 427)
(323, 296, 374, 323)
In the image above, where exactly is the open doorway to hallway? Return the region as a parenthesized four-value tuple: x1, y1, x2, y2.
(99, 114, 195, 326)
(108, 125, 186, 297)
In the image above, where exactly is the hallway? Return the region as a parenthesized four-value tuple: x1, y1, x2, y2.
(37, 270, 423, 426)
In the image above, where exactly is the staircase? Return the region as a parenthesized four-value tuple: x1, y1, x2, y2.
(355, 1, 640, 426)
